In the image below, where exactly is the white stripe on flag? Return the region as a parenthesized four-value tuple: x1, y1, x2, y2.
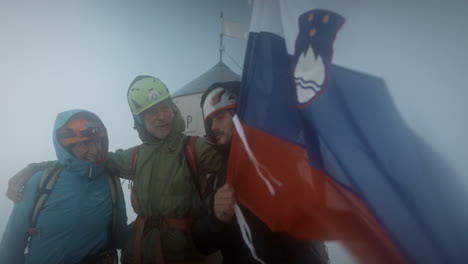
(232, 115, 283, 196)
(222, 19, 249, 40)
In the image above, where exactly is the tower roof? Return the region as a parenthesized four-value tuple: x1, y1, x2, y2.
(172, 61, 241, 98)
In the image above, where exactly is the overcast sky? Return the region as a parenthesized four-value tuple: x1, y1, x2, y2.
(1, 1, 467, 263)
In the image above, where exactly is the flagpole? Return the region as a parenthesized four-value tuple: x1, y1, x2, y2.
(219, 11, 224, 63)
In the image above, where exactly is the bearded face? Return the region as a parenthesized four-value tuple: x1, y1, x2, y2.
(210, 109, 235, 148)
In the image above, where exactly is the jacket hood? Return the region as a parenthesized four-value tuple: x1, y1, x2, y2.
(53, 109, 109, 176)
(129, 96, 185, 144)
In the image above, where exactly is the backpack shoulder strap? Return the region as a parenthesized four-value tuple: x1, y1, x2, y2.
(184, 136, 202, 199)
(130, 145, 142, 214)
(131, 145, 140, 181)
(105, 173, 118, 230)
(104, 172, 119, 253)
(31, 165, 62, 229)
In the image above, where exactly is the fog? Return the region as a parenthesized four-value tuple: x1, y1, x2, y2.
(1, 1, 467, 263)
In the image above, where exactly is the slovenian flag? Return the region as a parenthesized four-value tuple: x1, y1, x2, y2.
(227, 1, 468, 263)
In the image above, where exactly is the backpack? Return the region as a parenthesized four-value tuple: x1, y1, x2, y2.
(28, 164, 120, 262)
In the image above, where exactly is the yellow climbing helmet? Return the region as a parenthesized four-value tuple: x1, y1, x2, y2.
(127, 75, 171, 115)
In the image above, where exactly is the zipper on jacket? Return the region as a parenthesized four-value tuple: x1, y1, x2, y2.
(88, 166, 92, 181)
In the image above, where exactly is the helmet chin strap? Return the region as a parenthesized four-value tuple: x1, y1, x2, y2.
(135, 114, 144, 126)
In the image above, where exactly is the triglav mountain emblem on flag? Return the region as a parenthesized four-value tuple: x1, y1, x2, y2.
(293, 10, 345, 106)
(294, 45, 325, 104)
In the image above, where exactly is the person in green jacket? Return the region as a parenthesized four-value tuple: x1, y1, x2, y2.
(6, 75, 223, 264)
(114, 75, 223, 264)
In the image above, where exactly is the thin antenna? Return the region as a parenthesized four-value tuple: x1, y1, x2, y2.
(219, 11, 224, 62)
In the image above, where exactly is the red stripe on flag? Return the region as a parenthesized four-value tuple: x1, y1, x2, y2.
(227, 123, 406, 264)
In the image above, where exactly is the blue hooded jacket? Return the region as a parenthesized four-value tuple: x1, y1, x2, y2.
(0, 109, 128, 264)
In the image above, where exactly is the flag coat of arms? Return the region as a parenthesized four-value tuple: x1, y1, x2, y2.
(228, 1, 468, 263)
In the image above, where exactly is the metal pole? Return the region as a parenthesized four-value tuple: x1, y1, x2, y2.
(219, 11, 224, 62)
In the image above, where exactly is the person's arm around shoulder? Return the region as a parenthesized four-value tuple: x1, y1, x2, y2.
(0, 171, 43, 263)
(193, 138, 223, 195)
(6, 161, 58, 202)
(194, 137, 223, 175)
(106, 146, 139, 180)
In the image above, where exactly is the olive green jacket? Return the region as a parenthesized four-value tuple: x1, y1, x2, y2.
(108, 99, 223, 263)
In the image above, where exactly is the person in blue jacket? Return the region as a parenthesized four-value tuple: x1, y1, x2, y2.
(0, 109, 128, 264)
